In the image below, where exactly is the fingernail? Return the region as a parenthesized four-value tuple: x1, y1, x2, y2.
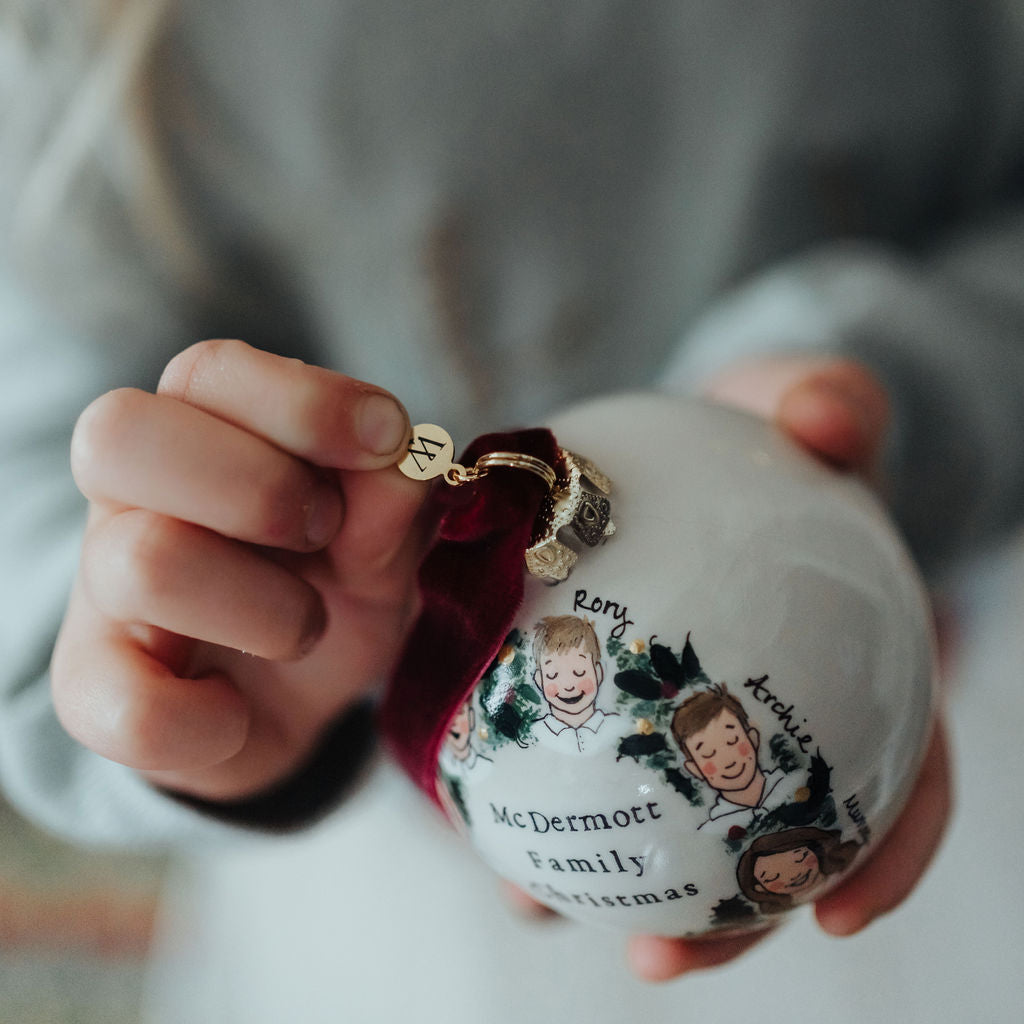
(817, 910, 860, 937)
(305, 482, 342, 548)
(356, 394, 409, 456)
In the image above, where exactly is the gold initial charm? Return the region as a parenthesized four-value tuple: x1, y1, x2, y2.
(398, 424, 457, 481)
(398, 424, 614, 582)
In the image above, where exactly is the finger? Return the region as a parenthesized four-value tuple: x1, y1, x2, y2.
(776, 360, 889, 472)
(814, 717, 952, 936)
(332, 465, 431, 589)
(158, 339, 411, 469)
(627, 927, 772, 982)
(702, 355, 889, 473)
(285, 468, 431, 690)
(72, 388, 343, 551)
(52, 598, 249, 772)
(81, 509, 327, 660)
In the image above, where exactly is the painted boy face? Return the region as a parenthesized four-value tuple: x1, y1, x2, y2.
(753, 846, 822, 898)
(447, 700, 473, 758)
(537, 644, 603, 718)
(683, 710, 760, 792)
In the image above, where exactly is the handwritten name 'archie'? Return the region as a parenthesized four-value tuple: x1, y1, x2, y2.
(743, 674, 814, 753)
(491, 802, 661, 835)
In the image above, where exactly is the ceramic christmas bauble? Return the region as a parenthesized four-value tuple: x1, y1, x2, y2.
(424, 393, 935, 937)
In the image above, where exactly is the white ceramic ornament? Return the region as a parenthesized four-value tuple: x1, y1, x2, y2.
(432, 393, 935, 938)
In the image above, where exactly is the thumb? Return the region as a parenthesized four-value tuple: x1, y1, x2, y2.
(702, 355, 889, 475)
(776, 360, 889, 473)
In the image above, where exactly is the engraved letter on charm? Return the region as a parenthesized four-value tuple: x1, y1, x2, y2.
(398, 423, 456, 481)
(407, 434, 446, 474)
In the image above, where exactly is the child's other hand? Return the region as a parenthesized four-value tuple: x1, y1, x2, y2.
(52, 339, 427, 803)
(623, 355, 952, 981)
(700, 354, 891, 474)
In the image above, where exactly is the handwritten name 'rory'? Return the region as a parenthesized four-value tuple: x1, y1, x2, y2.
(573, 588, 634, 639)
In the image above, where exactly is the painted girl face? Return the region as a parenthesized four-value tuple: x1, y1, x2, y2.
(754, 846, 823, 897)
(447, 700, 473, 758)
(684, 710, 759, 792)
(539, 644, 602, 718)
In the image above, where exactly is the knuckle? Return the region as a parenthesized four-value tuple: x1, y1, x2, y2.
(286, 365, 363, 454)
(50, 678, 98, 752)
(70, 388, 146, 494)
(281, 586, 326, 661)
(120, 514, 188, 617)
(283, 367, 335, 447)
(58, 677, 171, 771)
(48, 653, 143, 765)
(49, 640, 79, 714)
(160, 338, 246, 403)
(84, 510, 187, 623)
(247, 459, 315, 546)
(106, 689, 172, 769)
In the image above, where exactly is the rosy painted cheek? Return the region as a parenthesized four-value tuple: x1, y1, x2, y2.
(738, 743, 751, 758)
(701, 761, 717, 777)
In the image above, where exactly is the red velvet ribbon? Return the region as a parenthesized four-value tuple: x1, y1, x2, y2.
(380, 428, 558, 804)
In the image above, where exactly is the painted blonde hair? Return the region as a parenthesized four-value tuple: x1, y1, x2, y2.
(532, 615, 602, 666)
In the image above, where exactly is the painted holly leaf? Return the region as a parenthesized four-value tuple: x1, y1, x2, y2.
(609, 634, 706, 806)
(489, 703, 527, 745)
(477, 629, 539, 748)
(663, 767, 702, 805)
(710, 895, 757, 927)
(763, 752, 834, 829)
(769, 733, 802, 774)
(649, 642, 684, 689)
(680, 632, 703, 682)
(805, 751, 832, 805)
(614, 668, 662, 701)
(616, 732, 668, 762)
(650, 631, 707, 693)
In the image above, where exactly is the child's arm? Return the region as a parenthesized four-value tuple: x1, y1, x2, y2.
(628, 356, 951, 979)
(50, 338, 426, 808)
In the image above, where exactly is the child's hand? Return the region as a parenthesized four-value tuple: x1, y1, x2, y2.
(51, 339, 427, 804)
(700, 354, 891, 475)
(624, 355, 952, 980)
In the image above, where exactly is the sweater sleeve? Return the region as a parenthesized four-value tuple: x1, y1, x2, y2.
(0, 275, 238, 847)
(661, 218, 1024, 581)
(663, 2, 1024, 580)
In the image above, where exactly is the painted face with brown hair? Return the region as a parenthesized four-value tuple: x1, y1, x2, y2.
(683, 709, 760, 793)
(753, 845, 823, 897)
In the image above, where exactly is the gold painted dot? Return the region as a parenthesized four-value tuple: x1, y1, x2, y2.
(478, 727, 489, 741)
(629, 639, 646, 655)
(635, 718, 654, 735)
(498, 644, 516, 665)
(794, 787, 811, 803)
